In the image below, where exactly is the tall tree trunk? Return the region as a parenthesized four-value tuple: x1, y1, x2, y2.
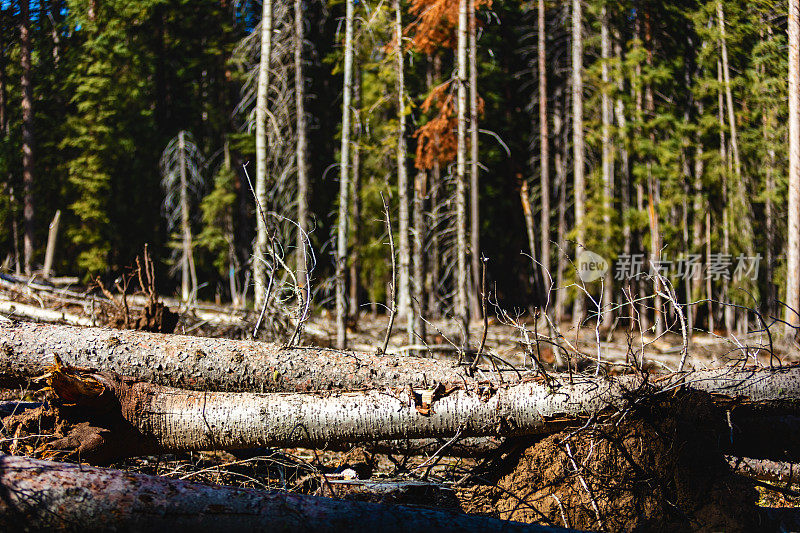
(394, 0, 411, 337)
(10, 187, 20, 275)
(537, 0, 550, 287)
(427, 56, 441, 318)
(224, 142, 241, 308)
(554, 85, 567, 326)
(468, 0, 481, 321)
(600, 6, 613, 329)
(787, 0, 800, 335)
(336, 0, 355, 349)
(692, 112, 705, 330)
(349, 68, 362, 319)
(633, 17, 649, 332)
(20, 0, 34, 275)
(0, 455, 542, 533)
(717, 1, 741, 181)
(520, 180, 538, 285)
(254, 0, 273, 310)
(0, 12, 7, 137)
(412, 170, 426, 342)
(456, 0, 470, 345)
(765, 99, 777, 314)
(295, 0, 310, 310)
(179, 132, 196, 304)
(718, 60, 733, 334)
(706, 210, 715, 332)
(613, 34, 631, 328)
(571, 0, 585, 328)
(643, 13, 661, 336)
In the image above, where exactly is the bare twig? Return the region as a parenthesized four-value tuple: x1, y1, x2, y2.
(379, 193, 397, 355)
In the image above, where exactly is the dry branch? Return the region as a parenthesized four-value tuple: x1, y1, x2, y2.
(0, 454, 566, 532)
(0, 299, 92, 327)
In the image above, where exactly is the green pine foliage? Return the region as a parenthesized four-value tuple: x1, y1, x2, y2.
(0, 0, 794, 322)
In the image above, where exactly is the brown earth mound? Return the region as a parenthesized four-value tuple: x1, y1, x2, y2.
(459, 391, 759, 532)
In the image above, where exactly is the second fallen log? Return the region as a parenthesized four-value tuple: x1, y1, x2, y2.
(0, 454, 565, 533)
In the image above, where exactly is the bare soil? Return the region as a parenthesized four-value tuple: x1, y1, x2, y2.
(458, 391, 759, 531)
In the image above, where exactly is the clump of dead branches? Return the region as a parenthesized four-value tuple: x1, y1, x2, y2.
(94, 246, 178, 333)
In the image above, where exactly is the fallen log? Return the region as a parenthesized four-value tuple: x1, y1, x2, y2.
(0, 321, 525, 392)
(0, 299, 93, 327)
(727, 456, 800, 485)
(0, 454, 569, 533)
(15, 357, 800, 463)
(5, 321, 800, 401)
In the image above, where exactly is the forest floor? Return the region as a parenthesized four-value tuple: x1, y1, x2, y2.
(1, 273, 799, 530)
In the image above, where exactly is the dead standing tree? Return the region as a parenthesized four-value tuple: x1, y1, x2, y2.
(234, 2, 312, 340)
(160, 130, 205, 305)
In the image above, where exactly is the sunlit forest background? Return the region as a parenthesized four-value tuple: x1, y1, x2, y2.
(0, 0, 795, 345)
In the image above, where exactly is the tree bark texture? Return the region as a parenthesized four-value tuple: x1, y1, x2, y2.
(20, 0, 34, 275)
(412, 170, 426, 341)
(537, 0, 550, 284)
(0, 321, 513, 392)
(395, 0, 411, 326)
(0, 454, 559, 533)
(254, 0, 273, 310)
(571, 0, 584, 326)
(29, 356, 800, 463)
(456, 0, 469, 342)
(295, 0, 310, 309)
(787, 0, 800, 333)
(336, 0, 355, 349)
(468, 0, 481, 321)
(600, 7, 613, 329)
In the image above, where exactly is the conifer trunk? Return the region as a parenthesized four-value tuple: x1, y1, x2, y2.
(600, 6, 613, 329)
(537, 0, 550, 285)
(613, 35, 632, 327)
(456, 0, 470, 345)
(427, 57, 441, 318)
(413, 170, 426, 341)
(349, 68, 362, 319)
(20, 0, 34, 275)
(718, 61, 734, 334)
(179, 132, 196, 304)
(571, 0, 585, 327)
(254, 0, 273, 310)
(469, 0, 481, 321)
(692, 108, 705, 330)
(295, 0, 310, 310)
(554, 85, 567, 326)
(336, 0, 355, 349)
(395, 0, 411, 335)
(787, 0, 800, 334)
(717, 1, 741, 181)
